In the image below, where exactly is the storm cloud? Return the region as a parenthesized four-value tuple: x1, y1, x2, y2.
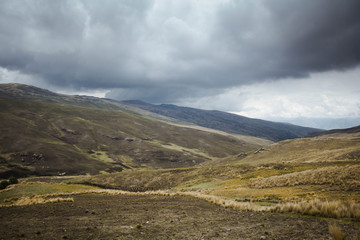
(0, 0, 359, 103)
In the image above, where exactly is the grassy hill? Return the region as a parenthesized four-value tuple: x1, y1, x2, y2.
(307, 124, 360, 137)
(0, 95, 260, 178)
(78, 129, 360, 218)
(121, 100, 321, 141)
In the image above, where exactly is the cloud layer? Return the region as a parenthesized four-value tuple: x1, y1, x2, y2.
(1, 0, 359, 103)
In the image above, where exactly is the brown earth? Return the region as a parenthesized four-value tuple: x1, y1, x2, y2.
(1, 194, 359, 240)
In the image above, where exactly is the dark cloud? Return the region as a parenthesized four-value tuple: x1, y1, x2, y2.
(0, 0, 359, 103)
(213, 0, 360, 81)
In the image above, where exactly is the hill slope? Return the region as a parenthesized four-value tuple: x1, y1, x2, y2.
(0, 94, 259, 178)
(121, 100, 321, 141)
(80, 126, 360, 212)
(0, 83, 321, 142)
(307, 125, 360, 137)
(0, 83, 127, 110)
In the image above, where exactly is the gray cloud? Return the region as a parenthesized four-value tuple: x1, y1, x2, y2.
(0, 0, 359, 103)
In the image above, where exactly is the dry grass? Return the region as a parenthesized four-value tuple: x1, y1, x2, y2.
(0, 182, 99, 201)
(176, 191, 273, 212)
(2, 195, 74, 207)
(77, 165, 255, 191)
(274, 198, 360, 219)
(2, 186, 360, 220)
(329, 223, 346, 240)
(2, 189, 272, 212)
(248, 165, 360, 190)
(236, 137, 360, 166)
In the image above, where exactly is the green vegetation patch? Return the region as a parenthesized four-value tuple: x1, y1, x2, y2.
(89, 150, 115, 163)
(0, 182, 99, 201)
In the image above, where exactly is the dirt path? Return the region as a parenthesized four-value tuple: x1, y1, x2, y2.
(0, 194, 358, 239)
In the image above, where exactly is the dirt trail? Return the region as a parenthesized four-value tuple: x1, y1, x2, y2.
(0, 194, 358, 239)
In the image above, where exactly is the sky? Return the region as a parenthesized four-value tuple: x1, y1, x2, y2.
(0, 0, 359, 129)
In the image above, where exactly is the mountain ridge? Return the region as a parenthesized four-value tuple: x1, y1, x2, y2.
(121, 100, 322, 141)
(0, 83, 322, 142)
(307, 125, 360, 137)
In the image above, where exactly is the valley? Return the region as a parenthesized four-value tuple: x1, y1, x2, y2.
(0, 84, 359, 239)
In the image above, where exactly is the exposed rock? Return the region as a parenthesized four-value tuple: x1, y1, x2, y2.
(237, 152, 247, 157)
(61, 128, 80, 135)
(254, 148, 270, 154)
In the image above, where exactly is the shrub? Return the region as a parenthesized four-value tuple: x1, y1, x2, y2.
(9, 176, 18, 184)
(0, 180, 10, 189)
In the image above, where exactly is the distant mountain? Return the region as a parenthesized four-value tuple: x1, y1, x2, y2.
(0, 83, 260, 177)
(266, 117, 360, 130)
(307, 125, 360, 137)
(0, 83, 322, 142)
(121, 100, 322, 142)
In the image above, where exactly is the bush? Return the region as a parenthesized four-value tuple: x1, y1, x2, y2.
(0, 180, 10, 189)
(9, 176, 18, 184)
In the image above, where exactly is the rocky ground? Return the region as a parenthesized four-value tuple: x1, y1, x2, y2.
(1, 193, 359, 240)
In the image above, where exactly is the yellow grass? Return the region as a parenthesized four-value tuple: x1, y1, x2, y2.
(91, 150, 115, 163)
(155, 141, 215, 160)
(275, 199, 360, 219)
(176, 191, 273, 212)
(2, 196, 74, 207)
(2, 186, 360, 220)
(0, 182, 99, 201)
(247, 165, 360, 190)
(329, 223, 346, 240)
(237, 137, 360, 165)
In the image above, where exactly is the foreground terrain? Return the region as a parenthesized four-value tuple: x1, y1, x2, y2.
(1, 193, 359, 240)
(0, 128, 359, 239)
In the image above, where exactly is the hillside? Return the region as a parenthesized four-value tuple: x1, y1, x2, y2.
(0, 95, 259, 178)
(0, 84, 322, 142)
(307, 124, 360, 137)
(121, 100, 321, 141)
(79, 128, 360, 217)
(0, 83, 127, 110)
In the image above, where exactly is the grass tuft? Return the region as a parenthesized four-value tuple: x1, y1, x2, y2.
(274, 199, 360, 219)
(328, 223, 346, 240)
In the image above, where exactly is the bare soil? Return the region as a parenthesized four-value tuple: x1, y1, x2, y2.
(0, 194, 358, 240)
